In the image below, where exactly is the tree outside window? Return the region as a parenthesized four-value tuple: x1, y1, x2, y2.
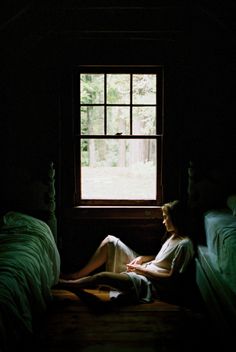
(74, 67, 163, 206)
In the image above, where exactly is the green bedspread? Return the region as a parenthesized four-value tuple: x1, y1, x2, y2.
(0, 211, 60, 345)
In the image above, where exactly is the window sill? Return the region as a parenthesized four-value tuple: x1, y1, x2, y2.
(64, 205, 163, 220)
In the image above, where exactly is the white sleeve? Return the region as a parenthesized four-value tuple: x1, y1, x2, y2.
(171, 240, 194, 274)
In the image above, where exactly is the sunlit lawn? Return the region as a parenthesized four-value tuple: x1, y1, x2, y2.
(82, 166, 156, 199)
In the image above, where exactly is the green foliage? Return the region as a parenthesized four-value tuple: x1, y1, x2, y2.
(80, 73, 156, 167)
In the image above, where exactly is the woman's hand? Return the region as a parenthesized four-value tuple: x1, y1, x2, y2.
(128, 256, 144, 266)
(128, 255, 155, 266)
(126, 263, 173, 279)
(126, 263, 145, 274)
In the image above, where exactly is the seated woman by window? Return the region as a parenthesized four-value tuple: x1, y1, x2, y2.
(58, 200, 194, 309)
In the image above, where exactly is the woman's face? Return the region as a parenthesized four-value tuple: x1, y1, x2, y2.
(162, 211, 175, 233)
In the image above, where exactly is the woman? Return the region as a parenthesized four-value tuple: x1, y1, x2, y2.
(58, 200, 194, 306)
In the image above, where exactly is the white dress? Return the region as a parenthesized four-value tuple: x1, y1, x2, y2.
(105, 234, 194, 303)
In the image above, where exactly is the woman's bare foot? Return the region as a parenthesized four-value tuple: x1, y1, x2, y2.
(58, 278, 79, 284)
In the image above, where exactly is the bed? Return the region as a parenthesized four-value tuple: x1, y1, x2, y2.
(0, 162, 60, 352)
(188, 161, 236, 344)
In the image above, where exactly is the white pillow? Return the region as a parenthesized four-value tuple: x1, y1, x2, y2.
(227, 194, 236, 216)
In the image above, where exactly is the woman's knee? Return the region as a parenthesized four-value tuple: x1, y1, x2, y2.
(94, 271, 111, 281)
(92, 271, 112, 286)
(101, 235, 118, 247)
(93, 271, 133, 291)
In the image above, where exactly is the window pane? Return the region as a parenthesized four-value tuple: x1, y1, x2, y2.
(133, 107, 156, 135)
(81, 106, 104, 135)
(80, 74, 104, 104)
(107, 107, 130, 135)
(81, 139, 156, 200)
(133, 74, 156, 104)
(107, 74, 130, 104)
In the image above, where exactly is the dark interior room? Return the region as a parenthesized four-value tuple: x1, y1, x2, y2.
(0, 1, 236, 351)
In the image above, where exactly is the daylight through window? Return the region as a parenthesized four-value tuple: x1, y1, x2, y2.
(74, 67, 163, 206)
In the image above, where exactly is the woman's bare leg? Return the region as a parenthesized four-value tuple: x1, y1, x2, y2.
(57, 272, 136, 312)
(61, 236, 111, 280)
(59, 272, 133, 292)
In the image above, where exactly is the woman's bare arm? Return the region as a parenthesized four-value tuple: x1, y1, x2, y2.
(126, 263, 174, 279)
(128, 255, 155, 265)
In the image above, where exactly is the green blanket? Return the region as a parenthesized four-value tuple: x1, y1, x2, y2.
(0, 211, 60, 343)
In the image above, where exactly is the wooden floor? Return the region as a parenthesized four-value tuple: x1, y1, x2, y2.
(31, 287, 219, 352)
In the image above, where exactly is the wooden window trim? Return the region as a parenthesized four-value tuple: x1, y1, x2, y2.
(73, 65, 164, 207)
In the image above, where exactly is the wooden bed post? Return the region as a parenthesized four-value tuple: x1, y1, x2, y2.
(187, 161, 194, 199)
(47, 162, 57, 243)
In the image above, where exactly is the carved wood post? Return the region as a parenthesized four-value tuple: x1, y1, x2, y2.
(47, 162, 57, 243)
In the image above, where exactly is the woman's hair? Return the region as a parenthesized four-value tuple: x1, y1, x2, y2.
(162, 200, 186, 236)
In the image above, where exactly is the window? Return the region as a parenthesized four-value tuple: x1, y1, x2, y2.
(73, 66, 164, 206)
